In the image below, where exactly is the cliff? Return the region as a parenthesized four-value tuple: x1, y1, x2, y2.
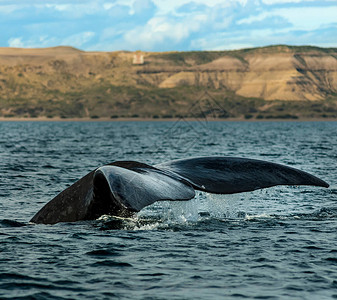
(0, 45, 336, 119)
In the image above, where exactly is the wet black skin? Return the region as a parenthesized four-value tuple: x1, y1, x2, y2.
(30, 157, 329, 225)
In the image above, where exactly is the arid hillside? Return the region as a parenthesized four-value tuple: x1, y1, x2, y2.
(0, 45, 336, 119)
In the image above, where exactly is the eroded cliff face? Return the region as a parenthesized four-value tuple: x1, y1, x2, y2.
(0, 45, 336, 118)
(147, 51, 337, 101)
(1, 45, 336, 101)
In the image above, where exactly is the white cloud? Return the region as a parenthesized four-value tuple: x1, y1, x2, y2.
(7, 32, 94, 49)
(103, 2, 115, 10)
(102, 27, 124, 39)
(124, 17, 193, 50)
(238, 11, 269, 25)
(276, 6, 337, 30)
(122, 6, 214, 51)
(0, 4, 20, 14)
(62, 32, 95, 48)
(8, 37, 24, 48)
(45, 4, 70, 11)
(2, 0, 337, 51)
(36, 2, 107, 18)
(152, 0, 239, 14)
(261, 0, 329, 4)
(7, 36, 58, 48)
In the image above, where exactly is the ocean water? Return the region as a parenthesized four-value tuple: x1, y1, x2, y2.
(0, 120, 336, 300)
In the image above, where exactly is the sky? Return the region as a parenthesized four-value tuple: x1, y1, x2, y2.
(1, 0, 337, 52)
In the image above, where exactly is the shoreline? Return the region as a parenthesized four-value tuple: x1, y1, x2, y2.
(0, 116, 336, 122)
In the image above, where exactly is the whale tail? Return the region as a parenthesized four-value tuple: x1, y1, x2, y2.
(30, 157, 329, 224)
(155, 157, 329, 194)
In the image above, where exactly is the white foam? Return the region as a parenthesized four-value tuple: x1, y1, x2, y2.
(138, 191, 250, 226)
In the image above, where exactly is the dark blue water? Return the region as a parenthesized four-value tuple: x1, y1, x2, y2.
(0, 121, 336, 299)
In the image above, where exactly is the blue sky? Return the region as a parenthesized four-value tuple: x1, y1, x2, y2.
(1, 0, 337, 51)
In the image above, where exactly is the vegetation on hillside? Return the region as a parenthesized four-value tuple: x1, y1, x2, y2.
(0, 45, 336, 119)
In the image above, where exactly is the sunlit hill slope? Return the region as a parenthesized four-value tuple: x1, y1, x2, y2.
(0, 45, 336, 119)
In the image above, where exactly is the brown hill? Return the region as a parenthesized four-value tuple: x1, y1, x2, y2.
(0, 45, 336, 119)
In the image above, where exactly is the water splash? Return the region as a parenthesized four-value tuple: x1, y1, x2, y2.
(128, 192, 249, 229)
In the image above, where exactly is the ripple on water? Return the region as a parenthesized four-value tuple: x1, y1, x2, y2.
(0, 121, 336, 299)
(85, 249, 122, 257)
(90, 260, 132, 268)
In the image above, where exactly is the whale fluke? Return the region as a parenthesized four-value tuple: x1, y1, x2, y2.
(155, 157, 329, 194)
(30, 157, 329, 224)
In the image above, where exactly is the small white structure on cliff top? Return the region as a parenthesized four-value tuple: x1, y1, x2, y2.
(133, 53, 144, 64)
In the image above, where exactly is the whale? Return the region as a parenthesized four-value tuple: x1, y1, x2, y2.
(30, 156, 329, 224)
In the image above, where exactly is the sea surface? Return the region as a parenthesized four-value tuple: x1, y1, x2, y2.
(0, 120, 336, 300)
